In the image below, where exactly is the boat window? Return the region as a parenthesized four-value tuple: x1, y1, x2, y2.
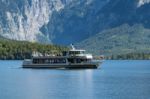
(80, 51, 85, 54)
(69, 51, 85, 55)
(33, 58, 66, 64)
(68, 58, 89, 63)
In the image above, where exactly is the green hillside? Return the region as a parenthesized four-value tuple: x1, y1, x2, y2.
(0, 38, 67, 60)
(77, 24, 150, 56)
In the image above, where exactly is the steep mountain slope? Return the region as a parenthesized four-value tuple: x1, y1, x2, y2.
(0, 0, 108, 43)
(76, 0, 150, 55)
(76, 24, 150, 55)
(0, 0, 73, 43)
(42, 0, 110, 44)
(42, 0, 150, 45)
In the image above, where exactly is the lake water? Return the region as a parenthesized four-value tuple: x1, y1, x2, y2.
(0, 60, 150, 99)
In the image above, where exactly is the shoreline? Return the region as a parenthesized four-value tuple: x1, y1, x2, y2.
(0, 59, 149, 61)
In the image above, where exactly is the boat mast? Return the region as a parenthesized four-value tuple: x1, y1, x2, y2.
(70, 44, 76, 50)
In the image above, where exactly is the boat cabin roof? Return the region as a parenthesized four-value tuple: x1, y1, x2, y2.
(69, 49, 85, 52)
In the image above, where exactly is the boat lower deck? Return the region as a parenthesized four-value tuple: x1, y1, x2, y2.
(23, 62, 101, 69)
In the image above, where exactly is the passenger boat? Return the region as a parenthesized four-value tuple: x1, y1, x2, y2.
(22, 45, 103, 69)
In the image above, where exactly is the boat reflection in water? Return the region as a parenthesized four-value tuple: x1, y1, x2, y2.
(22, 44, 103, 69)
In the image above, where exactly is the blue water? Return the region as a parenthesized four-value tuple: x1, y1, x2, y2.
(0, 60, 150, 99)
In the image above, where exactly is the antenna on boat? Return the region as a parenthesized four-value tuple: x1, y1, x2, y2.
(70, 44, 75, 50)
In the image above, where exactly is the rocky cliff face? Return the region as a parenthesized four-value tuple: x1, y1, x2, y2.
(0, 0, 109, 43)
(0, 0, 70, 43)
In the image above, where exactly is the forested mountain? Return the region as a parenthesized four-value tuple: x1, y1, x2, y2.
(76, 24, 150, 55)
(0, 38, 67, 59)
